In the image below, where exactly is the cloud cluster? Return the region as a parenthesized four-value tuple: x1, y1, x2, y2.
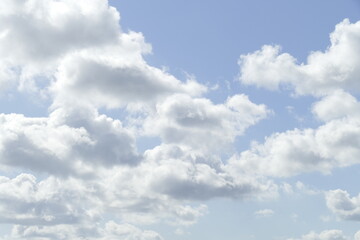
(239, 19, 360, 96)
(230, 19, 360, 178)
(0, 0, 279, 238)
(234, 18, 360, 239)
(1, 0, 359, 238)
(0, 174, 99, 226)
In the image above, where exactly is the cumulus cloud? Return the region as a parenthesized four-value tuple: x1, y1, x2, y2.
(239, 19, 360, 96)
(3, 0, 353, 238)
(0, 107, 140, 177)
(228, 89, 360, 178)
(0, 0, 208, 103)
(312, 90, 360, 122)
(0, 0, 120, 62)
(235, 17, 360, 181)
(287, 230, 348, 240)
(0, 174, 100, 226)
(326, 189, 360, 221)
(0, 0, 122, 92)
(229, 116, 360, 177)
(0, 0, 251, 236)
(0, 169, 208, 237)
(141, 144, 277, 201)
(52, 48, 206, 109)
(143, 94, 270, 151)
(95, 144, 277, 226)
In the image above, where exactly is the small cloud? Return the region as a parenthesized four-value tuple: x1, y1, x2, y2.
(286, 105, 295, 113)
(295, 181, 319, 195)
(320, 215, 332, 222)
(210, 83, 219, 90)
(175, 228, 189, 236)
(291, 213, 299, 222)
(254, 209, 274, 218)
(281, 182, 294, 195)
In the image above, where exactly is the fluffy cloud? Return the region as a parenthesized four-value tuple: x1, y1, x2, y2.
(4, 0, 357, 238)
(326, 189, 360, 221)
(0, 0, 207, 104)
(0, 0, 257, 236)
(0, 0, 122, 92)
(52, 48, 206, 109)
(236, 18, 360, 195)
(287, 230, 348, 240)
(312, 90, 360, 122)
(92, 144, 277, 226)
(143, 94, 269, 151)
(0, 0, 120, 62)
(228, 90, 360, 177)
(141, 144, 277, 201)
(239, 19, 360, 96)
(0, 169, 207, 237)
(229, 116, 360, 177)
(0, 174, 100, 226)
(0, 107, 140, 176)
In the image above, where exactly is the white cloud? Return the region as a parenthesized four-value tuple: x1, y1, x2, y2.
(0, 0, 120, 61)
(94, 144, 277, 227)
(52, 48, 206, 109)
(141, 144, 277, 201)
(143, 94, 270, 152)
(0, 107, 140, 176)
(0, 0, 208, 104)
(312, 90, 360, 122)
(103, 221, 164, 240)
(239, 44, 299, 91)
(3, 0, 357, 238)
(229, 113, 360, 177)
(0, 0, 261, 234)
(239, 19, 360, 96)
(254, 209, 274, 217)
(354, 231, 360, 240)
(326, 189, 360, 221)
(6, 221, 163, 240)
(0, 0, 122, 92)
(287, 230, 348, 240)
(0, 174, 100, 226)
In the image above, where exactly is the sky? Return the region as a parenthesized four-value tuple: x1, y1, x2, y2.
(0, 0, 360, 239)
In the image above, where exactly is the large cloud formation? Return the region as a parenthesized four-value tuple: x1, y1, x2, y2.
(1, 0, 359, 239)
(231, 19, 360, 178)
(0, 0, 278, 239)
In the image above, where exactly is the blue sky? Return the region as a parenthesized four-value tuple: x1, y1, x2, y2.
(0, 0, 360, 240)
